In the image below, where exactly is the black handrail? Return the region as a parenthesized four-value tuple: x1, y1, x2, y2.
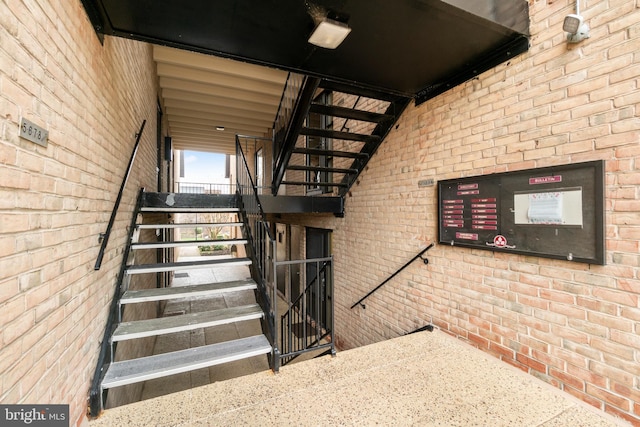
(350, 243, 434, 309)
(94, 120, 146, 270)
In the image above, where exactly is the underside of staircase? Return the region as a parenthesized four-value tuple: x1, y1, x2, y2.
(90, 191, 271, 414)
(273, 77, 411, 197)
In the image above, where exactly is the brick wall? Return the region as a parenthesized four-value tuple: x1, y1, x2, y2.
(283, 0, 640, 423)
(0, 1, 163, 425)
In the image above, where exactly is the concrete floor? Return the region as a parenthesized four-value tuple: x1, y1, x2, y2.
(92, 329, 628, 427)
(91, 248, 629, 426)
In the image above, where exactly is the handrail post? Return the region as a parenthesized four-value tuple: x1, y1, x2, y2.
(272, 237, 280, 371)
(94, 120, 146, 270)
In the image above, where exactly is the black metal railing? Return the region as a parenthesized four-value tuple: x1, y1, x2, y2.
(236, 136, 280, 367)
(272, 72, 305, 157)
(280, 258, 335, 366)
(351, 243, 434, 309)
(95, 120, 146, 270)
(173, 181, 236, 194)
(89, 187, 145, 416)
(272, 75, 320, 194)
(236, 135, 336, 370)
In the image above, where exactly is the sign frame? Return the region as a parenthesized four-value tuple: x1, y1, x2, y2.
(437, 160, 605, 265)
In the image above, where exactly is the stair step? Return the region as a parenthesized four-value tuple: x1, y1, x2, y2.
(140, 207, 239, 213)
(131, 239, 248, 250)
(136, 222, 243, 230)
(112, 304, 264, 342)
(286, 165, 358, 174)
(281, 181, 348, 188)
(300, 127, 380, 144)
(292, 147, 369, 159)
(318, 79, 405, 103)
(101, 335, 271, 389)
(120, 279, 258, 304)
(141, 193, 238, 210)
(125, 258, 251, 275)
(309, 103, 394, 123)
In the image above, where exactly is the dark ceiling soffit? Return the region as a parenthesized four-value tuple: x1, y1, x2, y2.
(258, 195, 343, 215)
(442, 0, 530, 36)
(415, 35, 530, 106)
(80, 0, 105, 43)
(78, 1, 530, 102)
(77, 0, 410, 98)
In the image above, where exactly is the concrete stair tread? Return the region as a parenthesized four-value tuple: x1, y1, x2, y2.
(131, 239, 248, 250)
(112, 304, 264, 342)
(120, 279, 257, 304)
(101, 335, 271, 389)
(125, 257, 251, 274)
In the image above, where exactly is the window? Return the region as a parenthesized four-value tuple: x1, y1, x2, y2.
(255, 148, 264, 194)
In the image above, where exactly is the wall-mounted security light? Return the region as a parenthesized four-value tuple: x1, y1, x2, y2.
(308, 18, 351, 49)
(563, 1, 589, 43)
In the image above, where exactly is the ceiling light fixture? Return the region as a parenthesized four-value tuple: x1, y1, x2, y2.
(216, 126, 225, 131)
(563, 0, 589, 43)
(308, 18, 351, 49)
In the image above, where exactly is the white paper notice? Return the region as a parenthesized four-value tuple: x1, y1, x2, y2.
(527, 192, 563, 224)
(514, 189, 583, 226)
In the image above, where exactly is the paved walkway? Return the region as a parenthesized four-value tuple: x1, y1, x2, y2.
(92, 328, 627, 426)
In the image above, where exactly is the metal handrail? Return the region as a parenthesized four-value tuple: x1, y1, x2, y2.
(173, 181, 236, 194)
(94, 120, 146, 270)
(350, 243, 434, 309)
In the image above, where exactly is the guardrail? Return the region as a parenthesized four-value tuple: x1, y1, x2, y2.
(174, 182, 236, 194)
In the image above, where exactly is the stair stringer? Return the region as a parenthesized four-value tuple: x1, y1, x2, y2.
(89, 191, 274, 417)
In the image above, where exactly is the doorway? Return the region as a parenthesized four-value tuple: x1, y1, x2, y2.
(275, 224, 302, 302)
(305, 227, 332, 328)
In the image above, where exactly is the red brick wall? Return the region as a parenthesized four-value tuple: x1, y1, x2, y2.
(284, 0, 640, 423)
(0, 1, 162, 425)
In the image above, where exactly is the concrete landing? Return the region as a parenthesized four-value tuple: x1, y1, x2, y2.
(92, 329, 628, 426)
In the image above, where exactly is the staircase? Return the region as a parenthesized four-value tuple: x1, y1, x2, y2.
(91, 190, 272, 413)
(272, 77, 411, 197)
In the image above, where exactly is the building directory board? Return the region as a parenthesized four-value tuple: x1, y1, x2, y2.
(438, 160, 605, 265)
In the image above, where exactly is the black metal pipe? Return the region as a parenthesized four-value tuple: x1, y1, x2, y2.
(94, 120, 146, 270)
(350, 243, 434, 309)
